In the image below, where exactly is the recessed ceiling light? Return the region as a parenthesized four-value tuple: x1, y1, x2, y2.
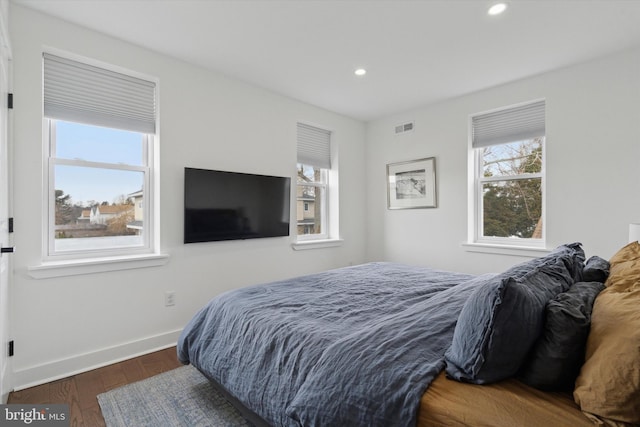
(488, 3, 507, 15)
(354, 68, 367, 76)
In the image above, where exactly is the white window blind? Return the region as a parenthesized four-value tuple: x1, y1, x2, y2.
(297, 123, 331, 169)
(43, 53, 156, 134)
(472, 100, 545, 148)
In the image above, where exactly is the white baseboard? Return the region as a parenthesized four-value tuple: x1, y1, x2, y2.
(11, 329, 183, 391)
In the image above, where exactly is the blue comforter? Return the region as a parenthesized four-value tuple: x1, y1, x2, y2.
(177, 262, 481, 426)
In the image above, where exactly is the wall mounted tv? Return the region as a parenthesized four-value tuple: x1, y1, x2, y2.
(184, 167, 291, 243)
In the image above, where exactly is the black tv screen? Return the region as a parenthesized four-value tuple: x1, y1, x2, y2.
(184, 167, 291, 243)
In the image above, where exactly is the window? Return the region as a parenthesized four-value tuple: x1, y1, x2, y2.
(43, 53, 157, 260)
(471, 100, 545, 247)
(296, 123, 332, 241)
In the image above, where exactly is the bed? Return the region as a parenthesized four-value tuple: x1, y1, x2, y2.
(177, 242, 640, 426)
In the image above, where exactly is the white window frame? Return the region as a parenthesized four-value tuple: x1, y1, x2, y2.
(469, 100, 546, 250)
(29, 50, 167, 277)
(296, 165, 329, 242)
(44, 119, 156, 261)
(473, 139, 545, 248)
(293, 122, 342, 250)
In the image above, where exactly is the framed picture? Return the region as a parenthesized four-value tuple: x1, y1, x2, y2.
(387, 157, 437, 209)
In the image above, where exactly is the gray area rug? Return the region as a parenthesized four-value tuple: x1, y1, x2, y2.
(97, 365, 251, 427)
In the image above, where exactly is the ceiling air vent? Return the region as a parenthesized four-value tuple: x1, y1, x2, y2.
(395, 121, 414, 135)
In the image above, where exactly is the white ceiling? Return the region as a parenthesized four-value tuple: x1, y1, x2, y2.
(12, 0, 640, 121)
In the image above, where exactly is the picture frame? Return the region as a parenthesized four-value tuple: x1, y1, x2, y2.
(387, 157, 437, 209)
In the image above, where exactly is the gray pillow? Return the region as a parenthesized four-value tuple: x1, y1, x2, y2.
(582, 256, 610, 283)
(444, 243, 585, 384)
(518, 281, 604, 391)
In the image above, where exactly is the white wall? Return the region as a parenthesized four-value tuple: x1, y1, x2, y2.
(9, 5, 366, 389)
(366, 47, 640, 274)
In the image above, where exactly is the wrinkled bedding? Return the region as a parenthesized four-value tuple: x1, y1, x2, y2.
(177, 262, 480, 426)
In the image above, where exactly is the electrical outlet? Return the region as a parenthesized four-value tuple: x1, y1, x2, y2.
(165, 291, 176, 307)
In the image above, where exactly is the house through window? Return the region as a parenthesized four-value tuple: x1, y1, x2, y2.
(43, 52, 157, 259)
(297, 164, 328, 237)
(296, 123, 332, 240)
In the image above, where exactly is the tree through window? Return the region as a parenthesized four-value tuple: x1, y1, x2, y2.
(471, 100, 545, 246)
(480, 138, 543, 239)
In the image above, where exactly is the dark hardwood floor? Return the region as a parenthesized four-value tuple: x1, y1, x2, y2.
(7, 346, 183, 427)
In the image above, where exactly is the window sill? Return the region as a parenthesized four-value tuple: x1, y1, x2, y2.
(291, 239, 344, 251)
(28, 253, 170, 279)
(462, 242, 550, 258)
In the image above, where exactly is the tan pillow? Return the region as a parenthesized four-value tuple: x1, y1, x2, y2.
(573, 243, 640, 424)
(605, 242, 640, 292)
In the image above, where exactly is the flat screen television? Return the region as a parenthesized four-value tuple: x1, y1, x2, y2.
(184, 167, 291, 243)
